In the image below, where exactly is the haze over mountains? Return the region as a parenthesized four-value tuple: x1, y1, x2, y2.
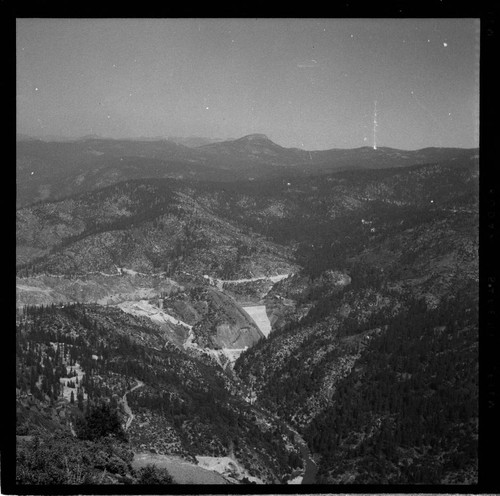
(16, 133, 477, 208)
(16, 133, 479, 486)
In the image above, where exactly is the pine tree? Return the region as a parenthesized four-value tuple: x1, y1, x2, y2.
(77, 390, 84, 411)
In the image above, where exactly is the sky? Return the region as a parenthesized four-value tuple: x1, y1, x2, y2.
(16, 18, 480, 150)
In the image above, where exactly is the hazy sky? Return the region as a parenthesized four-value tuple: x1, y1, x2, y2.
(17, 18, 479, 150)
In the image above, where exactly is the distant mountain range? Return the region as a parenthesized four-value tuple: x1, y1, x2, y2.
(16, 133, 478, 208)
(16, 133, 228, 147)
(166, 136, 229, 147)
(17, 131, 478, 155)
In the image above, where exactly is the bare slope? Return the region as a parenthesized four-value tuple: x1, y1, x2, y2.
(16, 179, 296, 279)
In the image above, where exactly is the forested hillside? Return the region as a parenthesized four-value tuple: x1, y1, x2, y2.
(15, 139, 479, 486)
(306, 288, 478, 484)
(16, 303, 304, 484)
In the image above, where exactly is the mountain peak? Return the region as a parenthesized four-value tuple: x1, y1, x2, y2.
(237, 133, 272, 142)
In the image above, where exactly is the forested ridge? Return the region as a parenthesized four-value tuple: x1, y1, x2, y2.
(16, 302, 302, 484)
(306, 288, 478, 483)
(15, 148, 479, 485)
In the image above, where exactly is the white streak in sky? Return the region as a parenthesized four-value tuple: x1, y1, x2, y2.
(373, 100, 378, 150)
(297, 59, 318, 68)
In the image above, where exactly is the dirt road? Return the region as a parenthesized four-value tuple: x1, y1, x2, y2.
(122, 380, 144, 431)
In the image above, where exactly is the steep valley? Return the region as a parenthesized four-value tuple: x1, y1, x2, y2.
(15, 139, 479, 485)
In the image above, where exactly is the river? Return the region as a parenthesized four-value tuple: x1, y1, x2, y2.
(256, 411, 317, 485)
(300, 444, 318, 484)
(287, 427, 317, 484)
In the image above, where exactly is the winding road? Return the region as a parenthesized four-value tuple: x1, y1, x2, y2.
(122, 380, 144, 431)
(204, 273, 292, 291)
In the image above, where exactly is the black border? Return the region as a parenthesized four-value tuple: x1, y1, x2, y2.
(5, 0, 498, 494)
(1, 1, 491, 20)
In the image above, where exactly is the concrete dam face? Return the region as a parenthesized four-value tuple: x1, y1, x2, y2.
(242, 305, 272, 338)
